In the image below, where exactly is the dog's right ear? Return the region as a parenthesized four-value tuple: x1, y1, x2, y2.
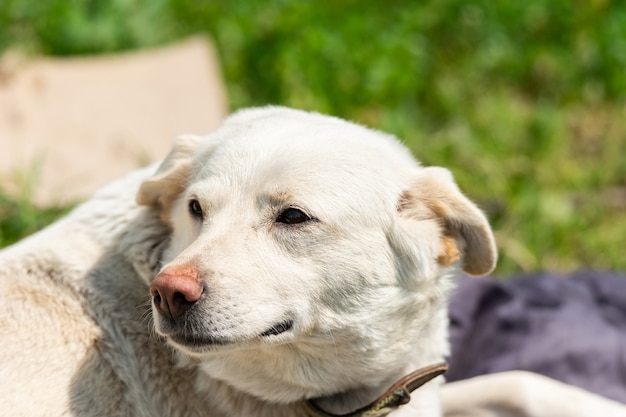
(136, 135, 203, 223)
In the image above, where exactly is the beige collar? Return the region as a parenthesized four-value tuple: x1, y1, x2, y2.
(302, 362, 448, 417)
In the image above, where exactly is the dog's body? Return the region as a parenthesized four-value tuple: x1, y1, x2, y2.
(0, 107, 497, 417)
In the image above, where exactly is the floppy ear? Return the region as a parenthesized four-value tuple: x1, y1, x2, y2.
(136, 135, 203, 223)
(398, 167, 497, 276)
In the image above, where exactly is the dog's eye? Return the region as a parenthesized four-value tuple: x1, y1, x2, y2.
(188, 199, 203, 219)
(276, 208, 311, 225)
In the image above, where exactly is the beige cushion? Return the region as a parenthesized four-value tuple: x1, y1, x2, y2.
(0, 36, 228, 206)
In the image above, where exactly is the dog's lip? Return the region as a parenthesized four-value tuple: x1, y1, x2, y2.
(259, 319, 294, 338)
(165, 319, 295, 350)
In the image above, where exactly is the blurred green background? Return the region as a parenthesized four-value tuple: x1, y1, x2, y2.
(1, 0, 625, 274)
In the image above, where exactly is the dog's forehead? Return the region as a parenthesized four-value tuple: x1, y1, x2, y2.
(194, 110, 420, 189)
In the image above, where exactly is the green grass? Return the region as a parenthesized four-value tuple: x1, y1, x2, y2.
(1, 0, 625, 274)
(0, 167, 73, 246)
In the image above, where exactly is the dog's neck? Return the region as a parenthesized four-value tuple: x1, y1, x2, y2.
(187, 356, 445, 417)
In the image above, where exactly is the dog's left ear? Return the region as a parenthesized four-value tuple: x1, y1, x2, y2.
(136, 134, 203, 223)
(398, 167, 497, 276)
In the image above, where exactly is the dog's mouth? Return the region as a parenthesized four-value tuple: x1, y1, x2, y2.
(166, 319, 295, 351)
(259, 319, 294, 337)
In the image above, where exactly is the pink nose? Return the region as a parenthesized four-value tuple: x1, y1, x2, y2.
(150, 265, 203, 319)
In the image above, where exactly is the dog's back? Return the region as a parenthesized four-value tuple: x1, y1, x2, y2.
(0, 168, 187, 416)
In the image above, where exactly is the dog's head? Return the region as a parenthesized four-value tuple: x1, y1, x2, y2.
(137, 107, 496, 403)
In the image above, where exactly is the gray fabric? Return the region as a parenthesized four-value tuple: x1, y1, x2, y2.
(447, 271, 626, 404)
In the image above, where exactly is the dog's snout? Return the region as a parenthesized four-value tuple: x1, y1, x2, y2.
(150, 266, 203, 319)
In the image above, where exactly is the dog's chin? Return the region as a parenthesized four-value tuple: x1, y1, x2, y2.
(168, 333, 232, 351)
(159, 319, 296, 355)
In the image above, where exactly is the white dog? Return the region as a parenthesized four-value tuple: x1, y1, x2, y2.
(0, 107, 497, 417)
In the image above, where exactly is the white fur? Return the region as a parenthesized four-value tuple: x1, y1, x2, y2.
(0, 106, 497, 417)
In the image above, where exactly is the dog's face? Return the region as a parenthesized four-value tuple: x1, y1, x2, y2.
(137, 107, 496, 403)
